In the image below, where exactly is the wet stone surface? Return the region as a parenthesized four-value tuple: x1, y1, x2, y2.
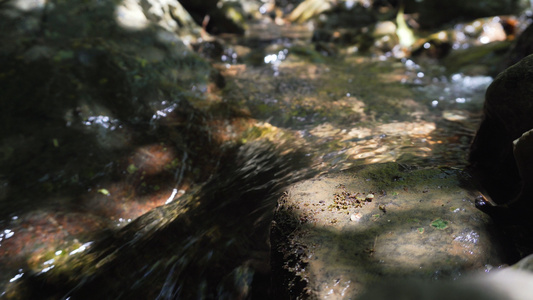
(1, 0, 531, 297)
(272, 162, 507, 299)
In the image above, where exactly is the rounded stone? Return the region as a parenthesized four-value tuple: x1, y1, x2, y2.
(271, 163, 507, 299)
(469, 54, 533, 204)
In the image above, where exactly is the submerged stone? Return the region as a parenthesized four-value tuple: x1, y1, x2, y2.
(271, 162, 507, 299)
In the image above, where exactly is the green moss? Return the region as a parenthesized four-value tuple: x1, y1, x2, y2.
(430, 218, 449, 230)
(355, 163, 456, 193)
(165, 158, 181, 170)
(289, 45, 326, 63)
(127, 164, 138, 174)
(241, 126, 272, 143)
(358, 162, 400, 184)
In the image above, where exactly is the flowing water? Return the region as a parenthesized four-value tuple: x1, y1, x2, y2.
(0, 5, 499, 298)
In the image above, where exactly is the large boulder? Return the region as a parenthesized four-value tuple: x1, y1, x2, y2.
(469, 54, 533, 208)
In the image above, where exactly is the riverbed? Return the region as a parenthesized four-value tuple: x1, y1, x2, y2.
(0, 1, 522, 298)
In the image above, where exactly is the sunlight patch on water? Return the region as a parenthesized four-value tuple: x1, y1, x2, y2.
(264, 49, 288, 76)
(39, 258, 55, 274)
(306, 121, 438, 169)
(116, 218, 132, 227)
(62, 100, 132, 149)
(69, 241, 93, 256)
(419, 73, 492, 109)
(151, 101, 178, 121)
(376, 121, 435, 136)
(83, 115, 120, 130)
(164, 188, 186, 205)
(1, 229, 14, 240)
(0, 228, 14, 249)
(264, 49, 288, 64)
(8, 271, 23, 283)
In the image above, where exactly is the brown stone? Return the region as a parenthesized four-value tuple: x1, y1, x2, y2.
(271, 163, 507, 299)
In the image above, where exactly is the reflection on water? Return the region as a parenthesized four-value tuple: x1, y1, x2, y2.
(224, 54, 488, 170)
(418, 73, 493, 109)
(4, 141, 317, 299)
(0, 2, 498, 296)
(0, 53, 492, 298)
(0, 58, 491, 299)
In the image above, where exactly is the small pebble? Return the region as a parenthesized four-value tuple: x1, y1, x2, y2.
(351, 213, 362, 222)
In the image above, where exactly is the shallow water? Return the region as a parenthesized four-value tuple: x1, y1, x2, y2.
(222, 51, 489, 170)
(0, 9, 498, 298)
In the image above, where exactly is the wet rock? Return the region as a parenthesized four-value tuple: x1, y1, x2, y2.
(272, 163, 507, 299)
(506, 22, 533, 68)
(373, 21, 397, 38)
(441, 41, 510, 76)
(114, 0, 150, 30)
(115, 0, 202, 34)
(357, 253, 533, 300)
(513, 129, 533, 201)
(194, 40, 225, 60)
(318, 3, 376, 29)
(469, 54, 533, 206)
(179, 0, 246, 34)
(412, 16, 515, 66)
(405, 0, 526, 29)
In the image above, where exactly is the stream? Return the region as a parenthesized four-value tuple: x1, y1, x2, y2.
(0, 1, 521, 299)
